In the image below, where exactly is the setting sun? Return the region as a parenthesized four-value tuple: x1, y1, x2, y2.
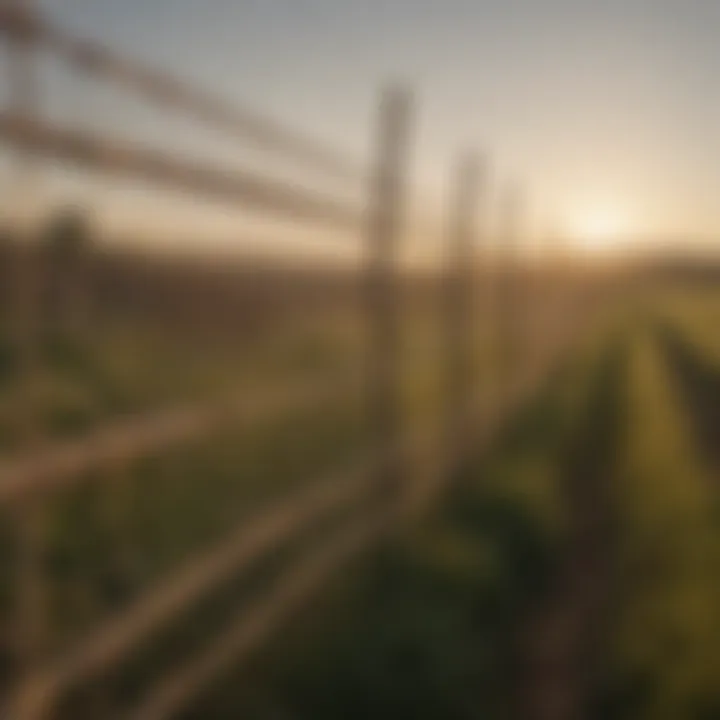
(567, 205, 632, 251)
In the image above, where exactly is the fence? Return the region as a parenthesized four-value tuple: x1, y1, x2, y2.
(0, 2, 581, 718)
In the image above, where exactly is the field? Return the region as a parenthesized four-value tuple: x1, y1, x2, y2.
(219, 284, 720, 719)
(3, 1, 718, 716)
(166, 275, 720, 720)
(0, 234, 598, 718)
(4, 236, 720, 719)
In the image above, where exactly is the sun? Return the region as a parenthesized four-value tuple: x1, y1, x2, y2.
(568, 206, 631, 252)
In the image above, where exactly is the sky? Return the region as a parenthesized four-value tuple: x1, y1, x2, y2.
(3, 0, 720, 256)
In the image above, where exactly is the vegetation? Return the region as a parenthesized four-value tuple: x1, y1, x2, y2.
(186, 286, 720, 720)
(6, 234, 720, 719)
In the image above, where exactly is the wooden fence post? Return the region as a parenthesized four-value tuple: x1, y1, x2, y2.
(366, 86, 413, 505)
(444, 152, 483, 460)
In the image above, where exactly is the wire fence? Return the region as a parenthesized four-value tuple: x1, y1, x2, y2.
(0, 3, 594, 718)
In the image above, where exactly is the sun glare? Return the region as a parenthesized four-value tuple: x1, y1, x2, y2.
(567, 206, 631, 252)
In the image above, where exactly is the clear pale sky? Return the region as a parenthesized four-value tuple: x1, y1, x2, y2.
(4, 0, 720, 252)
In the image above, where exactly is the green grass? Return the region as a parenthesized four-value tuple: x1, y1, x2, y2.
(0, 268, 611, 717)
(171, 287, 720, 720)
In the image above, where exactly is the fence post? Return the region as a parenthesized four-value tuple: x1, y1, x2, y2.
(444, 152, 483, 462)
(365, 86, 413, 507)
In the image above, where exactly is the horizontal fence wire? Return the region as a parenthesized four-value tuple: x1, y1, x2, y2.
(130, 509, 391, 720)
(0, 377, 357, 505)
(0, 113, 362, 228)
(0, 2, 364, 184)
(5, 455, 382, 720)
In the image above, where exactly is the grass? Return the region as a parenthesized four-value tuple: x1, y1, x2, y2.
(169, 286, 720, 720)
(0, 253, 611, 717)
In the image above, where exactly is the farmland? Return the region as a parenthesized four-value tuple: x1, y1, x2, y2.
(0, 229, 599, 717)
(157, 275, 720, 720)
(1, 1, 718, 717)
(3, 230, 720, 720)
